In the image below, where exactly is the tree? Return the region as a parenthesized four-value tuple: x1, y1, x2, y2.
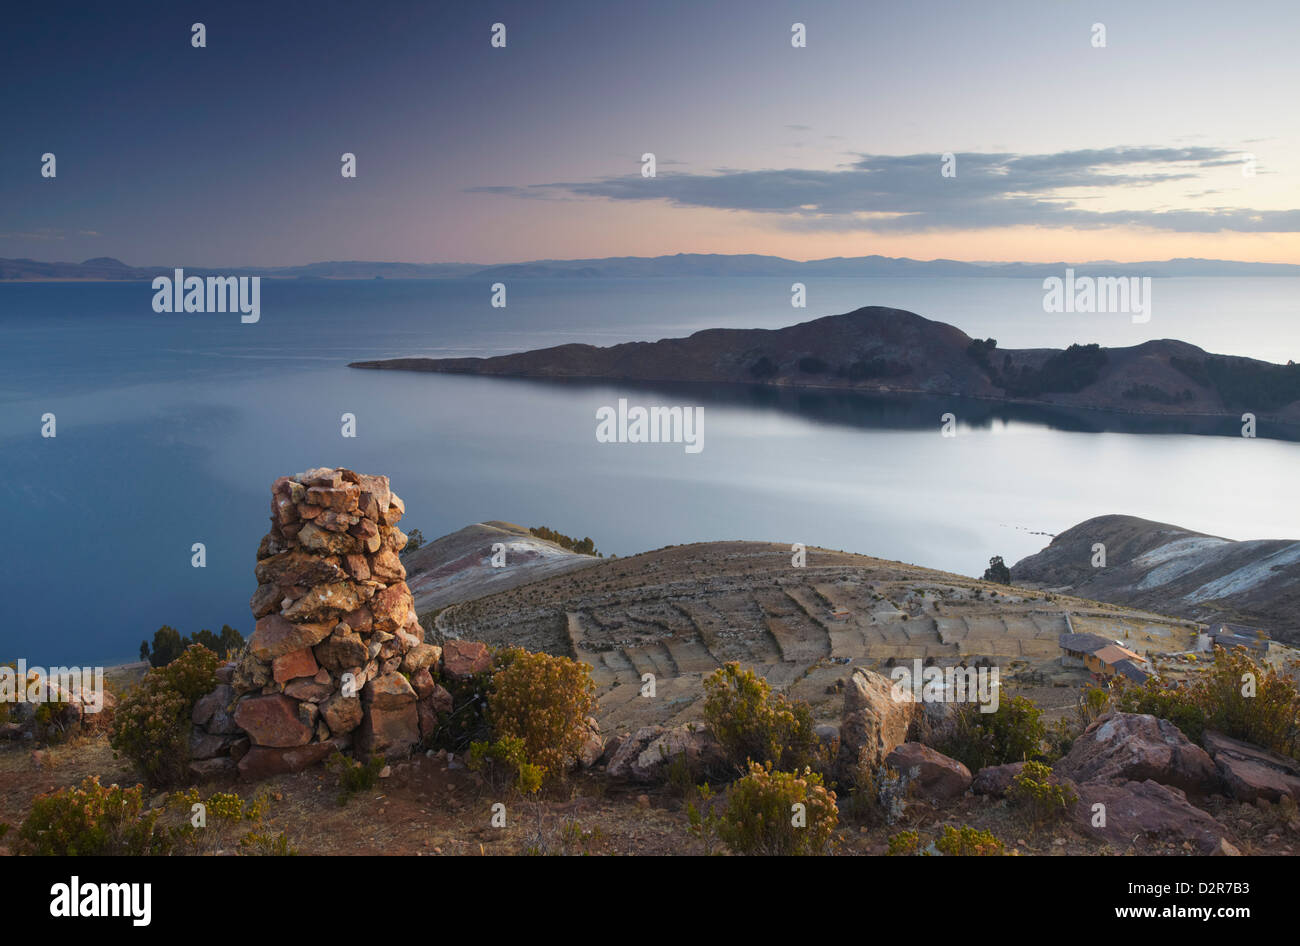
(983, 555, 1011, 584)
(404, 528, 424, 554)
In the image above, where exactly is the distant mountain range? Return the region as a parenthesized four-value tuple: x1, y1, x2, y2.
(351, 306, 1300, 424)
(1011, 515, 1300, 643)
(4, 253, 1300, 281)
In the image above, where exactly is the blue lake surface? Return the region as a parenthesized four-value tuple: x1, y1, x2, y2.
(1, 276, 1297, 665)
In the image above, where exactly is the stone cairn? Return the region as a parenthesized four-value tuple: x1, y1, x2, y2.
(190, 467, 481, 781)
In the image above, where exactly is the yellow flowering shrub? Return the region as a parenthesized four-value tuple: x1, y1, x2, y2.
(110, 644, 219, 786)
(717, 761, 838, 856)
(486, 646, 596, 781)
(702, 662, 820, 773)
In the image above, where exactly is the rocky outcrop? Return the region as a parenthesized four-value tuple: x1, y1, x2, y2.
(885, 743, 971, 802)
(190, 468, 427, 780)
(1070, 779, 1240, 855)
(1054, 712, 1220, 796)
(1202, 731, 1300, 803)
(606, 722, 727, 782)
(835, 668, 920, 781)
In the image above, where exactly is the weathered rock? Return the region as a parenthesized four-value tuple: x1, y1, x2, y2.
(1070, 779, 1239, 855)
(281, 581, 364, 622)
(363, 672, 417, 710)
(297, 521, 358, 555)
(272, 648, 319, 685)
(442, 639, 492, 679)
(192, 684, 235, 727)
(835, 668, 921, 780)
(356, 703, 420, 758)
(233, 694, 313, 748)
(369, 582, 413, 632)
(232, 651, 272, 691)
(971, 762, 1028, 798)
(381, 494, 404, 526)
(190, 729, 237, 760)
(578, 717, 604, 769)
(1055, 713, 1220, 796)
(284, 677, 333, 702)
(885, 742, 972, 801)
(1203, 731, 1300, 803)
(343, 554, 371, 581)
(255, 550, 345, 591)
(369, 548, 405, 583)
(306, 484, 360, 512)
(402, 643, 442, 674)
(313, 632, 368, 672)
(249, 614, 333, 661)
(607, 722, 727, 782)
(238, 740, 344, 780)
(320, 691, 364, 734)
(409, 667, 436, 699)
(215, 662, 235, 685)
(189, 757, 238, 781)
(250, 582, 280, 618)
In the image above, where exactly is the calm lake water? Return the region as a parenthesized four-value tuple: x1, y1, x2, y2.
(2, 276, 1297, 665)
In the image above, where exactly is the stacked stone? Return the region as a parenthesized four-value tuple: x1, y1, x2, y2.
(193, 467, 445, 780)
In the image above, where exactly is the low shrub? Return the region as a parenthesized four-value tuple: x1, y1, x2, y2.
(715, 762, 838, 856)
(1009, 760, 1077, 827)
(109, 644, 219, 786)
(16, 777, 168, 856)
(468, 735, 544, 795)
(485, 647, 596, 781)
(934, 824, 1005, 856)
(327, 752, 386, 805)
(702, 662, 821, 774)
(936, 695, 1046, 771)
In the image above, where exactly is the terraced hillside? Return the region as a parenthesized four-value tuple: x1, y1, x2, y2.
(430, 540, 1203, 736)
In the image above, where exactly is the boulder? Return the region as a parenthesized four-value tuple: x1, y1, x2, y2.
(362, 672, 417, 710)
(835, 668, 921, 780)
(297, 521, 358, 555)
(281, 581, 364, 622)
(971, 762, 1027, 798)
(885, 742, 972, 802)
(254, 550, 345, 591)
(313, 632, 368, 672)
(320, 691, 364, 735)
(1055, 713, 1220, 795)
(188, 757, 238, 782)
(1070, 779, 1240, 855)
(272, 648, 319, 685)
(237, 740, 345, 780)
(442, 640, 492, 679)
(1203, 731, 1300, 803)
(402, 643, 441, 675)
(233, 694, 313, 748)
(192, 684, 235, 727)
(355, 703, 420, 758)
(369, 582, 413, 632)
(249, 614, 333, 662)
(189, 729, 237, 761)
(607, 723, 727, 782)
(578, 717, 604, 769)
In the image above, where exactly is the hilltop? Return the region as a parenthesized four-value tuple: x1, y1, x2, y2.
(1011, 515, 1300, 642)
(351, 306, 1300, 424)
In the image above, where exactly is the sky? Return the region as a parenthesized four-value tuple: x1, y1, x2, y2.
(2, 0, 1298, 266)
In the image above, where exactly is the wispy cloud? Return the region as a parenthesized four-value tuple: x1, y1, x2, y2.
(470, 147, 1297, 233)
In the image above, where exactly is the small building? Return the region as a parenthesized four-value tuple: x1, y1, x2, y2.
(828, 607, 852, 622)
(1059, 632, 1152, 680)
(1201, 623, 1269, 656)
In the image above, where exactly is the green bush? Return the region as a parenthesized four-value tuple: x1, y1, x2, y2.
(1009, 760, 1077, 827)
(16, 777, 168, 856)
(110, 644, 219, 786)
(327, 752, 386, 806)
(702, 662, 821, 774)
(468, 735, 544, 795)
(716, 762, 838, 856)
(936, 695, 1046, 771)
(141, 625, 244, 667)
(166, 787, 296, 855)
(934, 824, 1005, 856)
